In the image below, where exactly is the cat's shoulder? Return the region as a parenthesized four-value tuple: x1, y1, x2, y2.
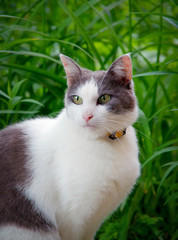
(0, 117, 54, 152)
(0, 124, 25, 151)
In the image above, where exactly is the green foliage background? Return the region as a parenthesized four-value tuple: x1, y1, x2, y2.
(0, 0, 177, 239)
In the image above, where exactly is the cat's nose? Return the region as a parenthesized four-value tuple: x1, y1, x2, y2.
(82, 114, 94, 122)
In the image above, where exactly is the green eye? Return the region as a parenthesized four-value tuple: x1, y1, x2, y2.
(73, 95, 83, 105)
(98, 94, 111, 104)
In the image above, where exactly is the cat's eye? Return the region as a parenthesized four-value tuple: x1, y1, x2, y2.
(98, 94, 111, 105)
(72, 95, 83, 105)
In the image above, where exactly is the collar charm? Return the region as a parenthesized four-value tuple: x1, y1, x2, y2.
(108, 128, 126, 140)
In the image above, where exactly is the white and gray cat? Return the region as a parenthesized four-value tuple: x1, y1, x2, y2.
(0, 54, 140, 240)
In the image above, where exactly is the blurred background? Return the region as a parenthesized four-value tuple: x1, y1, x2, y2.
(0, 0, 177, 239)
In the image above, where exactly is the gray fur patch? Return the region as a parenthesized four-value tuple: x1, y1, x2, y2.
(65, 68, 93, 99)
(0, 126, 55, 232)
(98, 76, 135, 113)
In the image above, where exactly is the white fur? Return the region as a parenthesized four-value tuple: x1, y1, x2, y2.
(0, 81, 140, 240)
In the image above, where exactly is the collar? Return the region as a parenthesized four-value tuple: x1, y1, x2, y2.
(107, 128, 126, 140)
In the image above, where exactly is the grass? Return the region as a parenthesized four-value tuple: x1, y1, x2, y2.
(0, 0, 177, 239)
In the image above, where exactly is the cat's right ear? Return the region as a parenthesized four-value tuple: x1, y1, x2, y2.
(60, 54, 82, 87)
(105, 54, 132, 87)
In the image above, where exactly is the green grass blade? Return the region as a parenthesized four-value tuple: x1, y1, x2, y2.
(85, 0, 126, 53)
(142, 147, 178, 168)
(0, 62, 66, 87)
(0, 110, 38, 114)
(163, 17, 178, 28)
(57, 0, 100, 32)
(133, 71, 177, 78)
(0, 50, 61, 65)
(157, 162, 178, 194)
(0, 90, 12, 100)
(21, 99, 44, 107)
(57, 0, 104, 67)
(11, 79, 26, 98)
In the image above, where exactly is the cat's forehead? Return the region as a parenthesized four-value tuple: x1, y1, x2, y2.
(81, 69, 106, 84)
(77, 70, 107, 98)
(77, 79, 98, 100)
(66, 69, 106, 96)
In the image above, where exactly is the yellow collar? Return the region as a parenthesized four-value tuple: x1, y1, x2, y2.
(107, 128, 126, 140)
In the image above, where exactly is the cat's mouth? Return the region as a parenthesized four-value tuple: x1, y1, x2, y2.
(84, 122, 96, 128)
(81, 119, 99, 129)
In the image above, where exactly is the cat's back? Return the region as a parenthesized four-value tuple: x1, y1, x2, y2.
(0, 117, 54, 167)
(0, 117, 56, 201)
(0, 125, 28, 188)
(0, 120, 60, 240)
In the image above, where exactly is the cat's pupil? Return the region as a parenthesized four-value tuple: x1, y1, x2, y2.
(98, 94, 111, 105)
(73, 95, 83, 105)
(102, 96, 106, 100)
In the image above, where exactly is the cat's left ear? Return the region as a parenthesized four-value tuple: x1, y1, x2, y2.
(60, 54, 82, 87)
(106, 54, 132, 86)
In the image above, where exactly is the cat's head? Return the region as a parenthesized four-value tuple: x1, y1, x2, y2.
(60, 54, 138, 138)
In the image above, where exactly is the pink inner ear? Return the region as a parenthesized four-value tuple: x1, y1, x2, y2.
(63, 62, 68, 67)
(60, 55, 68, 67)
(60, 55, 73, 86)
(121, 55, 132, 81)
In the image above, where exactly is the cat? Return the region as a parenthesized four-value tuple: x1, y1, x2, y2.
(0, 54, 140, 240)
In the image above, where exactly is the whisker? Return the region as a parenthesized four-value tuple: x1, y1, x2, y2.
(106, 119, 124, 124)
(106, 119, 134, 126)
(103, 126, 114, 134)
(134, 128, 157, 144)
(93, 116, 155, 144)
(95, 118, 156, 144)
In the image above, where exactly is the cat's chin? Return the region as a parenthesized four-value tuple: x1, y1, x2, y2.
(83, 122, 96, 128)
(79, 123, 107, 139)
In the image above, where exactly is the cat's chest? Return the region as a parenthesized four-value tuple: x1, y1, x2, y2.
(55, 136, 122, 183)
(54, 135, 131, 207)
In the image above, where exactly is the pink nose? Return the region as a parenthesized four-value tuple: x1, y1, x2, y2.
(83, 114, 93, 122)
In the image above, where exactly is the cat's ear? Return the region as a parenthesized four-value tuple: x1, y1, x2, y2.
(106, 54, 132, 86)
(60, 54, 82, 87)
